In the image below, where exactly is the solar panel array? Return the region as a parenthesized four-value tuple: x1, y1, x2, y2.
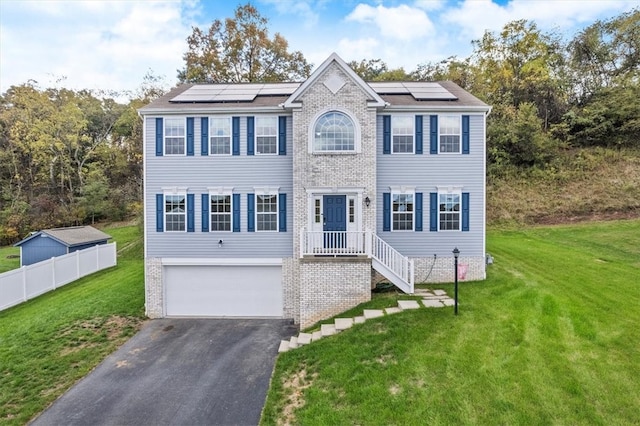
(171, 83, 301, 102)
(171, 81, 457, 102)
(368, 82, 457, 100)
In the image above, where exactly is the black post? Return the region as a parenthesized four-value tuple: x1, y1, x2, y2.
(453, 247, 459, 315)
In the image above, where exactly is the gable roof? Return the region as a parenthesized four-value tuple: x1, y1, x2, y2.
(14, 226, 111, 248)
(284, 52, 385, 108)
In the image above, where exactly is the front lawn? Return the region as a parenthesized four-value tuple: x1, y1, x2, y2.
(262, 219, 640, 425)
(0, 224, 145, 425)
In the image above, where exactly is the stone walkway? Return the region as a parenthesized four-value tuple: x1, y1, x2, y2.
(279, 288, 454, 352)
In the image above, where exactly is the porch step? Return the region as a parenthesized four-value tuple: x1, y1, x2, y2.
(280, 289, 456, 352)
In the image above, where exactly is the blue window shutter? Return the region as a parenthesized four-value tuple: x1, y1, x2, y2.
(462, 192, 470, 231)
(233, 194, 240, 232)
(201, 194, 209, 232)
(279, 193, 287, 232)
(383, 116, 391, 154)
(187, 194, 195, 232)
(279, 116, 287, 155)
(430, 115, 438, 154)
(156, 194, 164, 232)
(232, 117, 240, 156)
(186, 117, 194, 156)
(247, 194, 255, 232)
(462, 115, 470, 154)
(415, 115, 423, 155)
(201, 117, 209, 155)
(383, 193, 391, 232)
(415, 192, 423, 231)
(155, 118, 163, 156)
(430, 192, 438, 232)
(247, 116, 255, 156)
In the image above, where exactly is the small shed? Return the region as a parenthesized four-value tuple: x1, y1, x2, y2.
(14, 226, 111, 266)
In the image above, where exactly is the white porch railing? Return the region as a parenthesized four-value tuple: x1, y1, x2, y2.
(370, 233, 414, 294)
(299, 228, 414, 293)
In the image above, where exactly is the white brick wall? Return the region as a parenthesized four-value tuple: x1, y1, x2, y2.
(299, 260, 371, 328)
(144, 257, 163, 318)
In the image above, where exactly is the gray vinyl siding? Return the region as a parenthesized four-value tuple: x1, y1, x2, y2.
(376, 113, 486, 257)
(145, 114, 293, 258)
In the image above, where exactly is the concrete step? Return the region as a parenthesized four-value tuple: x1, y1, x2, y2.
(289, 336, 299, 349)
(297, 332, 312, 345)
(354, 316, 366, 324)
(321, 323, 337, 336)
(312, 330, 323, 342)
(442, 298, 455, 306)
(335, 318, 353, 331)
(363, 309, 384, 319)
(433, 289, 447, 296)
(385, 307, 402, 315)
(278, 340, 290, 353)
(422, 299, 445, 308)
(398, 300, 421, 310)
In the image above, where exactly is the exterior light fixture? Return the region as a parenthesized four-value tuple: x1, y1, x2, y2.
(365, 196, 371, 207)
(218, 239, 223, 248)
(452, 247, 460, 315)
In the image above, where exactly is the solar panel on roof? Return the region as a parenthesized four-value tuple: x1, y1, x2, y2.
(170, 83, 301, 102)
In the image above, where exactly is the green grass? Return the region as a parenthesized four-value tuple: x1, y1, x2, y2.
(0, 245, 20, 273)
(262, 219, 640, 425)
(0, 224, 145, 425)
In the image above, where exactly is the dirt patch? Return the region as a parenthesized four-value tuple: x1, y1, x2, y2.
(389, 384, 401, 395)
(535, 209, 640, 226)
(58, 315, 143, 356)
(278, 367, 317, 426)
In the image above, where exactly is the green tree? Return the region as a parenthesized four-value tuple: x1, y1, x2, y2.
(348, 58, 410, 81)
(178, 3, 311, 83)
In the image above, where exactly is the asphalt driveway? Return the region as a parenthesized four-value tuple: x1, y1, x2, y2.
(30, 318, 298, 426)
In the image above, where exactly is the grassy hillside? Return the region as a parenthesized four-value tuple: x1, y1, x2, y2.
(262, 219, 640, 425)
(0, 224, 144, 425)
(488, 147, 640, 226)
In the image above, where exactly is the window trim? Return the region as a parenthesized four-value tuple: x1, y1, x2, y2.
(164, 117, 186, 156)
(438, 115, 462, 154)
(309, 108, 361, 154)
(209, 116, 232, 156)
(390, 187, 415, 232)
(437, 187, 462, 231)
(255, 116, 279, 155)
(162, 189, 187, 232)
(254, 187, 280, 232)
(207, 188, 234, 232)
(392, 115, 415, 154)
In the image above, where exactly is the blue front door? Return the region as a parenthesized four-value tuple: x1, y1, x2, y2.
(323, 195, 346, 249)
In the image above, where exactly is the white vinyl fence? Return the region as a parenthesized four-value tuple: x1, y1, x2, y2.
(0, 242, 117, 312)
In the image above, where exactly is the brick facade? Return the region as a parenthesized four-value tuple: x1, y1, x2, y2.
(144, 257, 163, 318)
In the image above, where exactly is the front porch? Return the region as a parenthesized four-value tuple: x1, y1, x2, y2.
(299, 229, 414, 294)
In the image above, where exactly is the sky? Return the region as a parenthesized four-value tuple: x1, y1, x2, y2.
(1, 0, 638, 99)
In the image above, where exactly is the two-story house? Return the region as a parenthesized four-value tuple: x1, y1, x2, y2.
(139, 53, 490, 328)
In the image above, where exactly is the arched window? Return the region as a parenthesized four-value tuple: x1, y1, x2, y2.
(313, 111, 355, 151)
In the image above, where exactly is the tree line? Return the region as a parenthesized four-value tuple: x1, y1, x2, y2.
(1, 4, 637, 244)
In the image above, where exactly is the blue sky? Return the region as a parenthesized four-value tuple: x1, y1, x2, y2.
(1, 0, 638, 98)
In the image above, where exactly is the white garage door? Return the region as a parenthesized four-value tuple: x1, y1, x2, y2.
(164, 265, 283, 317)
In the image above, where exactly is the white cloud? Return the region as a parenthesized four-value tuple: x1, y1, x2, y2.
(260, 0, 320, 28)
(346, 4, 435, 41)
(336, 37, 380, 61)
(0, 1, 195, 96)
(442, 0, 637, 40)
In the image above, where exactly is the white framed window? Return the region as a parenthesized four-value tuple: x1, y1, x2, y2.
(313, 111, 355, 152)
(164, 193, 186, 232)
(209, 193, 232, 232)
(164, 118, 185, 155)
(314, 198, 322, 224)
(439, 191, 461, 230)
(256, 193, 278, 232)
(439, 115, 461, 153)
(256, 116, 278, 155)
(348, 198, 355, 224)
(392, 115, 414, 153)
(392, 192, 414, 231)
(209, 117, 231, 155)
